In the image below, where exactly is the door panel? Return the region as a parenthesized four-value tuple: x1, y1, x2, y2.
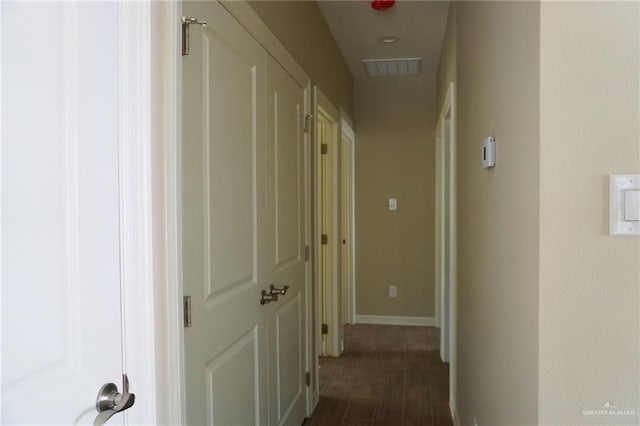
(266, 57, 307, 426)
(204, 29, 257, 300)
(273, 295, 303, 422)
(205, 328, 260, 425)
(183, 4, 308, 425)
(2, 3, 123, 424)
(272, 84, 301, 267)
(182, 1, 267, 425)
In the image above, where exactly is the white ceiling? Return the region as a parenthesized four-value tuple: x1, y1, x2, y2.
(317, 0, 450, 80)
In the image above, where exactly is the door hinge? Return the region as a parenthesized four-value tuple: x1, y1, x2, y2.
(321, 323, 329, 335)
(304, 245, 310, 261)
(304, 114, 313, 133)
(305, 371, 311, 386)
(181, 16, 207, 56)
(321, 143, 328, 155)
(321, 234, 328, 245)
(183, 295, 192, 328)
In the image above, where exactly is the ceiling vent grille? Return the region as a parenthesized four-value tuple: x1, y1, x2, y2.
(362, 57, 422, 78)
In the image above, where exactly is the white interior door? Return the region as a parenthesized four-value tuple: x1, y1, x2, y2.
(265, 56, 307, 426)
(181, 1, 268, 424)
(2, 2, 126, 424)
(314, 96, 341, 358)
(182, 2, 310, 425)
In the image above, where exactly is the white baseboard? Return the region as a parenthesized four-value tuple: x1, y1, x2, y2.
(450, 399, 460, 426)
(355, 315, 436, 327)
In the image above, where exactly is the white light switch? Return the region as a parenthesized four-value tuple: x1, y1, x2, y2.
(610, 175, 640, 235)
(388, 198, 397, 211)
(624, 190, 640, 221)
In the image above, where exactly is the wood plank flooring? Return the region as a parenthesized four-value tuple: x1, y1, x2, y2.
(303, 324, 452, 426)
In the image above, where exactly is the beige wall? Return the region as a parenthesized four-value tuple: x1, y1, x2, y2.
(248, 0, 353, 118)
(354, 77, 437, 318)
(440, 2, 640, 425)
(539, 3, 640, 424)
(454, 2, 540, 424)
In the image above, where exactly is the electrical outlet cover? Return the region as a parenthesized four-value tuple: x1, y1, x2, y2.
(388, 285, 397, 298)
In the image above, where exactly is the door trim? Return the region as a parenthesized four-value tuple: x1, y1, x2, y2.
(118, 2, 160, 424)
(435, 82, 457, 412)
(302, 82, 314, 416)
(149, 1, 186, 425)
(340, 118, 356, 326)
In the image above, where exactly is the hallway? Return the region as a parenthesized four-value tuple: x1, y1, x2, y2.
(305, 325, 452, 426)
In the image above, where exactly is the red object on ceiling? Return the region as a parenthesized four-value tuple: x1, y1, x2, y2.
(371, 0, 395, 11)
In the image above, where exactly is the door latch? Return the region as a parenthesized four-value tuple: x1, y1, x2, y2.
(94, 374, 135, 426)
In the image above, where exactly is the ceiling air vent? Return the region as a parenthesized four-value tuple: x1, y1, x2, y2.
(362, 57, 422, 78)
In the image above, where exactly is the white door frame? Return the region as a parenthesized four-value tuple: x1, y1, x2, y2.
(118, 3, 162, 424)
(148, 1, 186, 424)
(434, 82, 456, 412)
(340, 118, 356, 326)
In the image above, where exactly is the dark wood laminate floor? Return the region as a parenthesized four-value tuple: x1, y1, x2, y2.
(303, 324, 452, 426)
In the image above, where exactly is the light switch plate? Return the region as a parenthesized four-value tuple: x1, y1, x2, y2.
(610, 175, 640, 235)
(388, 198, 397, 211)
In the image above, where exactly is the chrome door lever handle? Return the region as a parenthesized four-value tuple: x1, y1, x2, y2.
(260, 289, 278, 305)
(94, 375, 135, 426)
(269, 284, 290, 296)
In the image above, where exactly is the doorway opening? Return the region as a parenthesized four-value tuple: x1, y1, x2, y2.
(314, 87, 342, 359)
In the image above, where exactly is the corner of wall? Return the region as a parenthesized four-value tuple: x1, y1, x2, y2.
(455, 1, 540, 424)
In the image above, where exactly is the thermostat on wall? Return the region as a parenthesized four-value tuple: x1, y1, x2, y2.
(482, 136, 496, 169)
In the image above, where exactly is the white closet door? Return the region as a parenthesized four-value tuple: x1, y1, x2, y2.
(265, 56, 308, 426)
(181, 1, 268, 425)
(182, 3, 310, 425)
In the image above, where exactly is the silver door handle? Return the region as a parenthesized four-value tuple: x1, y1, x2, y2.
(269, 284, 290, 296)
(94, 375, 135, 426)
(260, 289, 278, 305)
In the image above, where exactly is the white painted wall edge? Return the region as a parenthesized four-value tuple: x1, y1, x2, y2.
(450, 399, 461, 426)
(119, 3, 158, 424)
(341, 117, 356, 326)
(355, 315, 436, 327)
